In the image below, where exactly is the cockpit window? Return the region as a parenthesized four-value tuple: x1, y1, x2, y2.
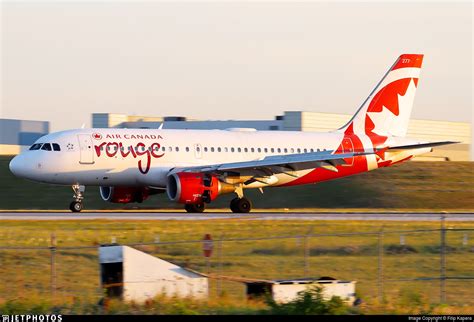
(29, 143, 42, 150)
(52, 143, 61, 151)
(41, 143, 52, 151)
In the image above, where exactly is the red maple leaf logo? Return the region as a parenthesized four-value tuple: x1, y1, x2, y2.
(92, 133, 102, 140)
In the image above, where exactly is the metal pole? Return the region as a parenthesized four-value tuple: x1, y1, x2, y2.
(440, 213, 446, 304)
(304, 228, 313, 278)
(378, 227, 384, 304)
(50, 233, 57, 298)
(217, 236, 223, 297)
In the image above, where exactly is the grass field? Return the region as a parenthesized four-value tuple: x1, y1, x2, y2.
(1, 156, 473, 210)
(0, 219, 473, 314)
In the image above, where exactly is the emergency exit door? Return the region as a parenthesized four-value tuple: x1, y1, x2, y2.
(78, 134, 94, 164)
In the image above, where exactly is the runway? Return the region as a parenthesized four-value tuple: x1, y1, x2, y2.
(0, 212, 472, 221)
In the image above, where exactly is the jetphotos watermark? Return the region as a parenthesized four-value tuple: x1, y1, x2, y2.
(2, 315, 62, 322)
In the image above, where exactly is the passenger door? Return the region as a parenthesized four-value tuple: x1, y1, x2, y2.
(78, 134, 94, 164)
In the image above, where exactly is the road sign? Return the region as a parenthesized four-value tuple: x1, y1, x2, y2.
(202, 234, 213, 258)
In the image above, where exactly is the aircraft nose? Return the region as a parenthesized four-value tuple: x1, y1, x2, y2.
(9, 155, 20, 176)
(9, 155, 23, 177)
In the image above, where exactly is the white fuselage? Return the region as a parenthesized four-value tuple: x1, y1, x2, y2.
(9, 128, 426, 189)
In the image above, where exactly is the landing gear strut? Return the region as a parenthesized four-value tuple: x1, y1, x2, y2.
(184, 203, 205, 213)
(230, 197, 252, 213)
(69, 184, 85, 212)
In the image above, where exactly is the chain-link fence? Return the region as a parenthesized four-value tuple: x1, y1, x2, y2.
(0, 219, 473, 309)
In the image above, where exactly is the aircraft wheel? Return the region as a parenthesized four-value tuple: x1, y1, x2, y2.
(185, 203, 205, 213)
(230, 197, 252, 213)
(230, 198, 239, 213)
(69, 201, 83, 213)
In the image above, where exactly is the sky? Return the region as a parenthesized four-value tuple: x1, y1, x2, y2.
(1, 1, 472, 132)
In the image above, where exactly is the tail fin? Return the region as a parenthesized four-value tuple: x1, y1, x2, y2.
(338, 54, 424, 145)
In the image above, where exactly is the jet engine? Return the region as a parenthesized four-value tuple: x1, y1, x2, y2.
(166, 172, 235, 204)
(99, 186, 152, 203)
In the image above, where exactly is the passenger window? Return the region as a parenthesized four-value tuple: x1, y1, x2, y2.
(196, 146, 200, 152)
(244, 147, 248, 153)
(162, 146, 166, 152)
(310, 148, 314, 153)
(224, 147, 228, 152)
(231, 147, 235, 152)
(271, 148, 275, 153)
(168, 146, 172, 152)
(41, 143, 52, 151)
(264, 148, 268, 153)
(175, 147, 179, 152)
(237, 147, 241, 153)
(29, 143, 42, 150)
(304, 148, 308, 153)
(211, 147, 215, 152)
(257, 148, 261, 153)
(204, 147, 208, 152)
(277, 148, 281, 153)
(186, 147, 190, 152)
(284, 148, 288, 153)
(217, 147, 222, 152)
(291, 148, 295, 153)
(297, 148, 301, 153)
(251, 148, 255, 153)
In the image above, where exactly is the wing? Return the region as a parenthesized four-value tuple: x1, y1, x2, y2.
(170, 150, 372, 178)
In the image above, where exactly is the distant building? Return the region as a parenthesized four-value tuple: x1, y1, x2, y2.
(92, 112, 471, 161)
(0, 118, 50, 155)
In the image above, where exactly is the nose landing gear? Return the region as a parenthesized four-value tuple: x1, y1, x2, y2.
(69, 184, 85, 212)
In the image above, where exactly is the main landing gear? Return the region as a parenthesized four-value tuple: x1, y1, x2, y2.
(184, 203, 205, 213)
(183, 185, 253, 214)
(230, 197, 252, 213)
(69, 184, 85, 212)
(229, 185, 252, 213)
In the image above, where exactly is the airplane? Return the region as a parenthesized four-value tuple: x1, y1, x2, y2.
(9, 54, 457, 213)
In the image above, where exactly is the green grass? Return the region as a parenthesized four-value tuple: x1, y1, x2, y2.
(0, 219, 473, 314)
(0, 155, 473, 210)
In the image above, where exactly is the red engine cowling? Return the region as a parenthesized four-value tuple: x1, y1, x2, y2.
(99, 186, 150, 203)
(166, 172, 227, 204)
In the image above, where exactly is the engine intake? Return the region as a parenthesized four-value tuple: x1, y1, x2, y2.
(166, 172, 234, 204)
